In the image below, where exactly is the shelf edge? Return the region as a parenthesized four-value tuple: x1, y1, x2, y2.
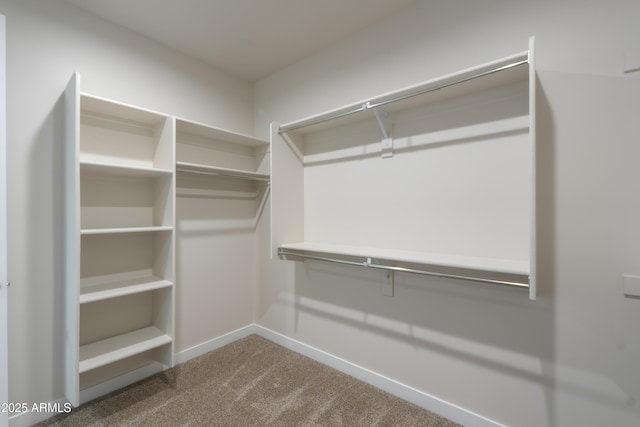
(78, 327, 172, 374)
(279, 51, 529, 134)
(278, 242, 529, 289)
(79, 279, 173, 304)
(80, 226, 173, 235)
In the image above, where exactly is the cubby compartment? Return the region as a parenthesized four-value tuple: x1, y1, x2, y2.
(79, 348, 170, 392)
(175, 118, 270, 226)
(80, 95, 173, 171)
(80, 231, 173, 304)
(78, 288, 173, 387)
(80, 168, 173, 231)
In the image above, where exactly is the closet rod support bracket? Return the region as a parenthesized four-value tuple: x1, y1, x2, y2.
(383, 271, 394, 297)
(368, 103, 393, 158)
(367, 257, 394, 296)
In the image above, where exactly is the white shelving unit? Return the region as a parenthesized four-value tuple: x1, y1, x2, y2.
(273, 38, 536, 298)
(175, 118, 269, 178)
(173, 118, 269, 354)
(64, 74, 175, 406)
(175, 118, 270, 226)
(63, 78, 271, 407)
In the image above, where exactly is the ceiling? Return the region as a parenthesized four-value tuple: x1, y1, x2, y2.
(62, 0, 417, 82)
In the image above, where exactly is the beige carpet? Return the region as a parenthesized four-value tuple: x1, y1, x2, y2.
(38, 335, 460, 426)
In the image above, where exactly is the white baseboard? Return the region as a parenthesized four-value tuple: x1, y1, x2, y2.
(175, 324, 257, 365)
(253, 325, 503, 427)
(12, 324, 501, 427)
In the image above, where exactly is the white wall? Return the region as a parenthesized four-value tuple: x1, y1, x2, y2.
(0, 0, 255, 410)
(255, 1, 640, 426)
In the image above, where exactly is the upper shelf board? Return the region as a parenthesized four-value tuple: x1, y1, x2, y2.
(176, 118, 269, 148)
(81, 93, 169, 127)
(80, 160, 173, 177)
(279, 242, 529, 287)
(80, 226, 173, 235)
(278, 51, 529, 135)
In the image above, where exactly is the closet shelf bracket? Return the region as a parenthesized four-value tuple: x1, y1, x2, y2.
(368, 103, 393, 158)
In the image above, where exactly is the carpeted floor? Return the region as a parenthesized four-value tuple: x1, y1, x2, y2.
(37, 335, 460, 426)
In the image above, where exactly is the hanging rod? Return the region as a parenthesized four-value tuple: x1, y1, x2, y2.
(278, 57, 528, 135)
(177, 167, 269, 182)
(277, 248, 529, 289)
(365, 59, 527, 111)
(279, 105, 367, 134)
(176, 162, 270, 182)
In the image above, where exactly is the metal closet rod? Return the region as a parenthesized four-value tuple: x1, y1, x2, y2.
(277, 248, 530, 289)
(278, 58, 529, 135)
(176, 167, 270, 182)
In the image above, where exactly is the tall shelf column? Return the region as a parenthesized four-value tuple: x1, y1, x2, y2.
(64, 73, 175, 406)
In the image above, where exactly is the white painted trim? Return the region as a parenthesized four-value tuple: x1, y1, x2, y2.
(174, 324, 257, 364)
(14, 324, 501, 427)
(175, 324, 502, 426)
(253, 325, 504, 427)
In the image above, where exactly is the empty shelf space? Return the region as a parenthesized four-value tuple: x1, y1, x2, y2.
(81, 226, 173, 235)
(80, 276, 173, 304)
(80, 160, 173, 177)
(79, 326, 172, 374)
(176, 161, 270, 181)
(278, 242, 530, 287)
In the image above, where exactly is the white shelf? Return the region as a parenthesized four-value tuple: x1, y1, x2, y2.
(176, 161, 270, 182)
(175, 187, 258, 199)
(80, 226, 173, 235)
(80, 276, 172, 304)
(279, 242, 529, 277)
(176, 118, 268, 148)
(81, 93, 170, 126)
(279, 242, 530, 288)
(80, 160, 173, 177)
(78, 327, 172, 374)
(279, 51, 529, 135)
